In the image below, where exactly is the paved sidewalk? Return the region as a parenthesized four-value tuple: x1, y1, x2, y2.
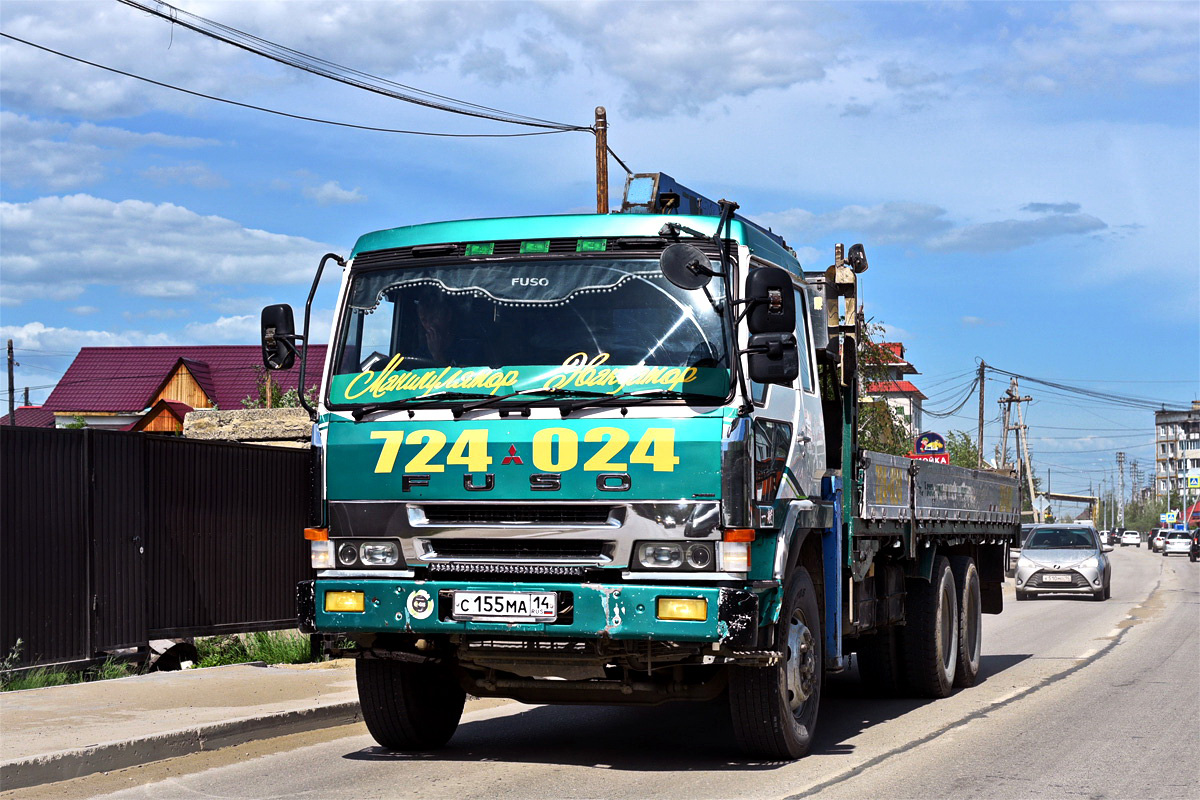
(0, 659, 361, 791)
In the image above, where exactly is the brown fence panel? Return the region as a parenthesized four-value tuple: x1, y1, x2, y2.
(90, 430, 148, 652)
(0, 427, 90, 667)
(143, 437, 310, 637)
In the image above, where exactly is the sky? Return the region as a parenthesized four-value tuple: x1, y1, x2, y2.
(1, 0, 1198, 510)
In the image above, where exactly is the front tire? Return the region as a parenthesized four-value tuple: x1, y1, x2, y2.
(949, 556, 982, 688)
(356, 657, 465, 751)
(902, 556, 958, 697)
(730, 568, 823, 760)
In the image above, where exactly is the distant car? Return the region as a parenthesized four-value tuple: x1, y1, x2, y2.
(1162, 530, 1192, 557)
(1120, 531, 1141, 547)
(1191, 531, 1199, 563)
(1097, 530, 1110, 546)
(1015, 524, 1112, 601)
(1150, 529, 1172, 552)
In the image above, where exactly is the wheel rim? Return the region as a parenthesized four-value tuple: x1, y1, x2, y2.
(785, 610, 817, 712)
(939, 579, 957, 673)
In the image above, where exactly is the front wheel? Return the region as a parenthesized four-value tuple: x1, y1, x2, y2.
(356, 657, 465, 751)
(901, 556, 958, 697)
(729, 568, 823, 760)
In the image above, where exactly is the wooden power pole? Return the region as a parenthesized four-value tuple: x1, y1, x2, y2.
(594, 106, 609, 215)
(976, 361, 986, 467)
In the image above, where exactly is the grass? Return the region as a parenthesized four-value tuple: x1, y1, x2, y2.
(193, 630, 316, 668)
(1, 657, 137, 692)
(0, 630, 319, 691)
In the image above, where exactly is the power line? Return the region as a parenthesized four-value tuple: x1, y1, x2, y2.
(0, 33, 570, 139)
(117, 0, 588, 132)
(987, 365, 1189, 411)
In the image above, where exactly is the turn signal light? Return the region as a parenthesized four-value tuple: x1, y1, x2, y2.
(723, 528, 756, 542)
(656, 597, 708, 621)
(304, 527, 329, 541)
(324, 591, 365, 613)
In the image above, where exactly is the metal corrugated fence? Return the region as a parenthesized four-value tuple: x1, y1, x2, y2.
(0, 427, 312, 668)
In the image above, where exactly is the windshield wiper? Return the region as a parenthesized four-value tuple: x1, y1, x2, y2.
(456, 387, 615, 415)
(559, 389, 727, 416)
(351, 392, 498, 421)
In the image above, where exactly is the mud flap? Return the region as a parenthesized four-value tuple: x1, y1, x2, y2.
(718, 588, 759, 648)
(297, 580, 316, 634)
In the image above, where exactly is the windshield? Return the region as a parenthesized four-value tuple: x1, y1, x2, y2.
(1025, 528, 1097, 550)
(329, 258, 730, 406)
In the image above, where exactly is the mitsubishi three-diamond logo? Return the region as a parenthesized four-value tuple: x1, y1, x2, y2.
(501, 444, 523, 465)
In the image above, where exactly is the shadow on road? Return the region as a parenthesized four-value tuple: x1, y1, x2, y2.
(341, 652, 1033, 770)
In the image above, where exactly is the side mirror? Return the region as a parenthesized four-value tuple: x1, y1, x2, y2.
(745, 266, 796, 333)
(1102, 545, 1114, 553)
(847, 243, 869, 273)
(261, 304, 297, 370)
(746, 332, 799, 385)
(659, 243, 716, 290)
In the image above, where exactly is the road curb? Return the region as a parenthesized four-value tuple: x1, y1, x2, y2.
(0, 700, 362, 791)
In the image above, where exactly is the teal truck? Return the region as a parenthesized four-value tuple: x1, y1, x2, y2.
(260, 177, 1020, 759)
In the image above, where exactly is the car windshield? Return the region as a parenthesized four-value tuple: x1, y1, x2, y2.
(329, 258, 730, 406)
(1168, 531, 1190, 540)
(1024, 528, 1097, 550)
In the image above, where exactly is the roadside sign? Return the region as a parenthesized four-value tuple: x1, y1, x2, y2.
(1188, 476, 1199, 489)
(1165, 511, 1178, 523)
(1032, 495, 1050, 514)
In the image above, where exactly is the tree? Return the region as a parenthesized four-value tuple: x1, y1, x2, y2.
(856, 321, 910, 456)
(241, 366, 319, 409)
(945, 430, 980, 468)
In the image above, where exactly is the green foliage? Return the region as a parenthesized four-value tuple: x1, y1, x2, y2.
(1, 656, 136, 692)
(945, 430, 981, 468)
(194, 630, 314, 668)
(856, 321, 910, 456)
(241, 366, 319, 409)
(63, 415, 88, 429)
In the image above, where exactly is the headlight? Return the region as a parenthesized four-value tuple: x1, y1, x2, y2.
(360, 541, 400, 566)
(311, 540, 334, 569)
(1017, 556, 1035, 569)
(1079, 557, 1099, 569)
(634, 541, 714, 571)
(337, 542, 359, 566)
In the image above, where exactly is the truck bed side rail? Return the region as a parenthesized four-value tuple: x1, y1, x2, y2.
(859, 450, 1020, 527)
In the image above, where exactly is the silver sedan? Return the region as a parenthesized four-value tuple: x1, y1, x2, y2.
(1162, 530, 1192, 557)
(1015, 525, 1112, 601)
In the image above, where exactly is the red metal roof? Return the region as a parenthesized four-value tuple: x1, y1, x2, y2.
(43, 346, 328, 413)
(866, 380, 928, 399)
(0, 405, 56, 428)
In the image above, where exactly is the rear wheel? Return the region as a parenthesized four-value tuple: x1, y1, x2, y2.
(901, 556, 958, 697)
(356, 657, 465, 751)
(730, 568, 823, 760)
(948, 556, 982, 688)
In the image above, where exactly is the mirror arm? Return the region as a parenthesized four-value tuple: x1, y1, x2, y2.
(297, 252, 345, 420)
(713, 200, 753, 417)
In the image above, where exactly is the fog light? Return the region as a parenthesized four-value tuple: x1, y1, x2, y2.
(657, 597, 707, 621)
(324, 591, 364, 612)
(360, 541, 400, 566)
(637, 542, 683, 569)
(1093, 578, 1101, 586)
(718, 542, 751, 572)
(310, 540, 333, 569)
(337, 542, 359, 566)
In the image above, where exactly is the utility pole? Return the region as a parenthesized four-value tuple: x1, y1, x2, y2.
(1116, 452, 1126, 530)
(976, 360, 986, 468)
(1130, 459, 1141, 506)
(23, 387, 29, 406)
(594, 106, 609, 215)
(6, 339, 16, 426)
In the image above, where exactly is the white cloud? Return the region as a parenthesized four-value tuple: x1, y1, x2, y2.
(0, 320, 174, 352)
(961, 316, 1001, 328)
(541, 2, 842, 116)
(141, 164, 228, 189)
(0, 194, 332, 305)
(302, 180, 366, 206)
(183, 314, 259, 343)
(927, 213, 1107, 253)
(0, 112, 216, 191)
(70, 306, 99, 315)
(760, 202, 953, 245)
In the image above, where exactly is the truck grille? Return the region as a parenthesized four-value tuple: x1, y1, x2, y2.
(419, 504, 615, 527)
(425, 539, 609, 560)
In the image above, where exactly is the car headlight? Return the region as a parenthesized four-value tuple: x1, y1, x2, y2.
(634, 541, 715, 571)
(1017, 556, 1036, 569)
(1079, 556, 1099, 569)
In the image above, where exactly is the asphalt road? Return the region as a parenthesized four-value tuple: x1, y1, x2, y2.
(41, 547, 1200, 800)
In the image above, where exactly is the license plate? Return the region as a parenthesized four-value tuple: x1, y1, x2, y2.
(1042, 574, 1071, 583)
(452, 591, 557, 622)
